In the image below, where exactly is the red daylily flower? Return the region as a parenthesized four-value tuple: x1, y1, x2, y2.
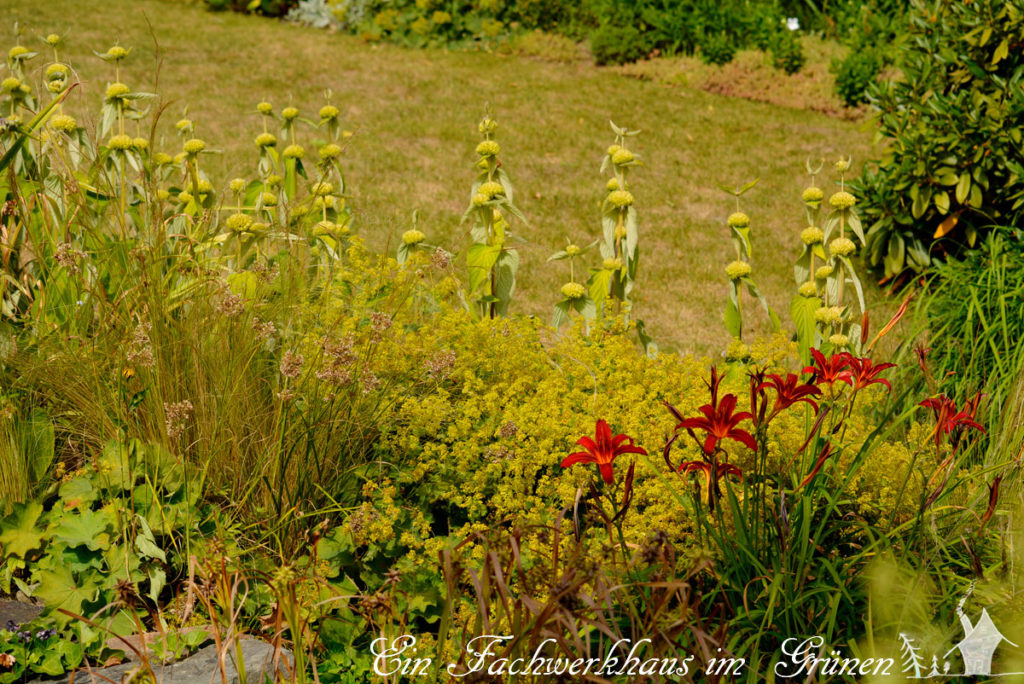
(843, 355, 896, 392)
(758, 372, 821, 418)
(802, 349, 853, 386)
(678, 460, 743, 490)
(670, 392, 757, 455)
(919, 394, 985, 448)
(561, 419, 647, 485)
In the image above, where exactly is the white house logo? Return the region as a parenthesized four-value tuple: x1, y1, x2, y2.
(900, 584, 1021, 678)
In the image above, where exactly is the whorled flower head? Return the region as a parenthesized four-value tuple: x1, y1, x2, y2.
(183, 138, 206, 156)
(45, 34, 61, 47)
(312, 181, 334, 196)
(45, 63, 69, 81)
(105, 46, 129, 61)
(472, 192, 488, 206)
(829, 236, 856, 257)
(565, 244, 580, 256)
(607, 144, 621, 156)
(266, 174, 283, 188)
(727, 212, 750, 228)
(255, 132, 277, 148)
(229, 177, 246, 193)
(50, 113, 77, 132)
(153, 152, 173, 165)
(319, 104, 340, 121)
(614, 223, 627, 240)
(606, 178, 620, 191)
(603, 257, 623, 270)
(835, 158, 851, 173)
(611, 148, 634, 166)
(283, 144, 304, 159)
(478, 117, 497, 136)
(226, 212, 253, 232)
(105, 82, 130, 100)
(561, 282, 586, 300)
(313, 220, 337, 236)
(260, 191, 277, 206)
(156, 189, 170, 201)
(256, 101, 273, 115)
(8, 46, 29, 60)
(815, 264, 834, 279)
(108, 134, 133, 150)
(319, 143, 342, 159)
(475, 140, 500, 157)
(607, 189, 634, 208)
(177, 191, 194, 203)
(829, 333, 850, 348)
(133, 137, 148, 150)
(175, 118, 192, 132)
(725, 260, 751, 280)
(281, 106, 299, 121)
(802, 186, 824, 204)
(478, 181, 504, 199)
(798, 281, 818, 297)
(402, 229, 426, 245)
(829, 191, 856, 210)
(800, 226, 824, 245)
(1, 77, 22, 92)
(814, 306, 844, 325)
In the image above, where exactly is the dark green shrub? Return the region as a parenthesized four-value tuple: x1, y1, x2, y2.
(855, 0, 1024, 279)
(769, 29, 805, 74)
(832, 48, 882, 106)
(589, 23, 648, 65)
(699, 32, 736, 66)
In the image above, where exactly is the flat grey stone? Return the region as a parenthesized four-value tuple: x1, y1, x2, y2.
(0, 599, 43, 627)
(27, 638, 292, 684)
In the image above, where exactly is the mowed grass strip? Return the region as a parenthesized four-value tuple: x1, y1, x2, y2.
(9, 0, 878, 353)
